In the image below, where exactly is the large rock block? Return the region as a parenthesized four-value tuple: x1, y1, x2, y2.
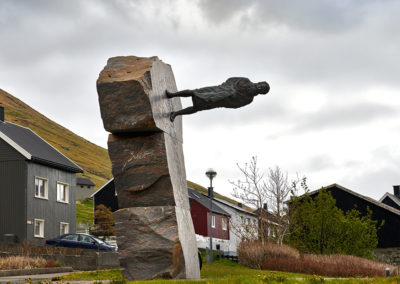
(97, 56, 199, 280)
(97, 56, 182, 141)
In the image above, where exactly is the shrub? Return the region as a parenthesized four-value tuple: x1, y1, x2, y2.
(237, 240, 299, 269)
(261, 254, 399, 278)
(0, 256, 47, 270)
(45, 259, 60, 268)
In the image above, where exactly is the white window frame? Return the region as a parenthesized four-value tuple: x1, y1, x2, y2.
(34, 219, 45, 238)
(60, 222, 69, 235)
(34, 177, 48, 199)
(57, 182, 70, 203)
(211, 215, 216, 228)
(222, 217, 227, 230)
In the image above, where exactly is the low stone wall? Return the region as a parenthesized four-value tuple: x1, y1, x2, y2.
(374, 247, 400, 266)
(0, 243, 120, 271)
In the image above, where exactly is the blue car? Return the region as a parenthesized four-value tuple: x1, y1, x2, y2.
(45, 233, 117, 251)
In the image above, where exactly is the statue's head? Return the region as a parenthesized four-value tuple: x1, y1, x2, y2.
(255, 81, 270, 95)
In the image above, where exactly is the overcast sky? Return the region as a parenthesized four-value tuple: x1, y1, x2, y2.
(1, 0, 399, 202)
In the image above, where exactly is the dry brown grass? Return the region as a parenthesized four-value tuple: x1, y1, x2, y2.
(238, 240, 399, 278)
(237, 240, 300, 269)
(262, 254, 399, 278)
(0, 256, 47, 270)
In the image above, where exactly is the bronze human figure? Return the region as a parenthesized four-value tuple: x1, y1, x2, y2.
(166, 77, 270, 121)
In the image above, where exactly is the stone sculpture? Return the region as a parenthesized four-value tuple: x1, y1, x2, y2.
(167, 77, 270, 121)
(97, 56, 200, 280)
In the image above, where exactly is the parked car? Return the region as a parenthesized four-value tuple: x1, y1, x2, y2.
(45, 233, 117, 251)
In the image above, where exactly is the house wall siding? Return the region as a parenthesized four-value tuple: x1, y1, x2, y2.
(26, 162, 76, 245)
(76, 185, 94, 201)
(0, 138, 25, 161)
(0, 160, 27, 243)
(207, 212, 229, 240)
(190, 199, 208, 236)
(94, 180, 119, 213)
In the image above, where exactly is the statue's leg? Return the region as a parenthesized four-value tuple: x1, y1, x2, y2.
(166, 90, 194, 98)
(170, 106, 197, 122)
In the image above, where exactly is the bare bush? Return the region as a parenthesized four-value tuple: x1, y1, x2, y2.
(237, 240, 299, 269)
(0, 256, 47, 270)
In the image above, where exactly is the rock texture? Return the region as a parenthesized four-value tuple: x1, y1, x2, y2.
(97, 56, 200, 280)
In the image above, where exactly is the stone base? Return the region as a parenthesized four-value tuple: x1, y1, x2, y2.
(114, 206, 185, 280)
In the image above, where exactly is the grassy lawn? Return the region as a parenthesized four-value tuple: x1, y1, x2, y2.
(76, 199, 94, 224)
(60, 258, 400, 283)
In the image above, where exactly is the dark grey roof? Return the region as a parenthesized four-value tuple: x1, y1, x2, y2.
(213, 197, 256, 216)
(188, 187, 230, 216)
(0, 121, 82, 173)
(379, 192, 400, 207)
(76, 177, 95, 186)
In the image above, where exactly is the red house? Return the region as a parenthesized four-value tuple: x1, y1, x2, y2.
(188, 188, 230, 250)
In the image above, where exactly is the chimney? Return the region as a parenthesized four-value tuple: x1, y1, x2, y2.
(263, 203, 268, 210)
(237, 203, 242, 208)
(394, 185, 400, 197)
(0, 106, 4, 122)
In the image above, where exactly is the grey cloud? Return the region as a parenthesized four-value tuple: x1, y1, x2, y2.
(292, 102, 397, 133)
(343, 166, 400, 200)
(304, 155, 336, 172)
(197, 0, 375, 33)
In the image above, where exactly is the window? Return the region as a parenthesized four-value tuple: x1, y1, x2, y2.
(57, 182, 69, 203)
(60, 222, 69, 235)
(80, 235, 94, 243)
(222, 218, 227, 230)
(211, 215, 216, 228)
(35, 177, 48, 199)
(34, 219, 44, 238)
(246, 218, 250, 225)
(62, 234, 78, 241)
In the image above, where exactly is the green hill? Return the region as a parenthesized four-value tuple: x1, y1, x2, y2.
(0, 88, 111, 189)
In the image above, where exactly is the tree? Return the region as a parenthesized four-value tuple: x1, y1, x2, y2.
(230, 156, 269, 242)
(91, 204, 115, 240)
(229, 214, 259, 242)
(230, 157, 299, 243)
(288, 188, 380, 258)
(265, 166, 292, 244)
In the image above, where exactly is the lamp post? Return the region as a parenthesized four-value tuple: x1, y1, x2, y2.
(206, 168, 217, 264)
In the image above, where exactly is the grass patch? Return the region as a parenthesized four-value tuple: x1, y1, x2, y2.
(76, 199, 94, 224)
(59, 259, 400, 283)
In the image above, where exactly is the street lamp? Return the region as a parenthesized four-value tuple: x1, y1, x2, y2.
(206, 168, 217, 263)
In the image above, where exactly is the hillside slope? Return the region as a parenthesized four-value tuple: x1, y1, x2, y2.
(0, 88, 111, 189)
